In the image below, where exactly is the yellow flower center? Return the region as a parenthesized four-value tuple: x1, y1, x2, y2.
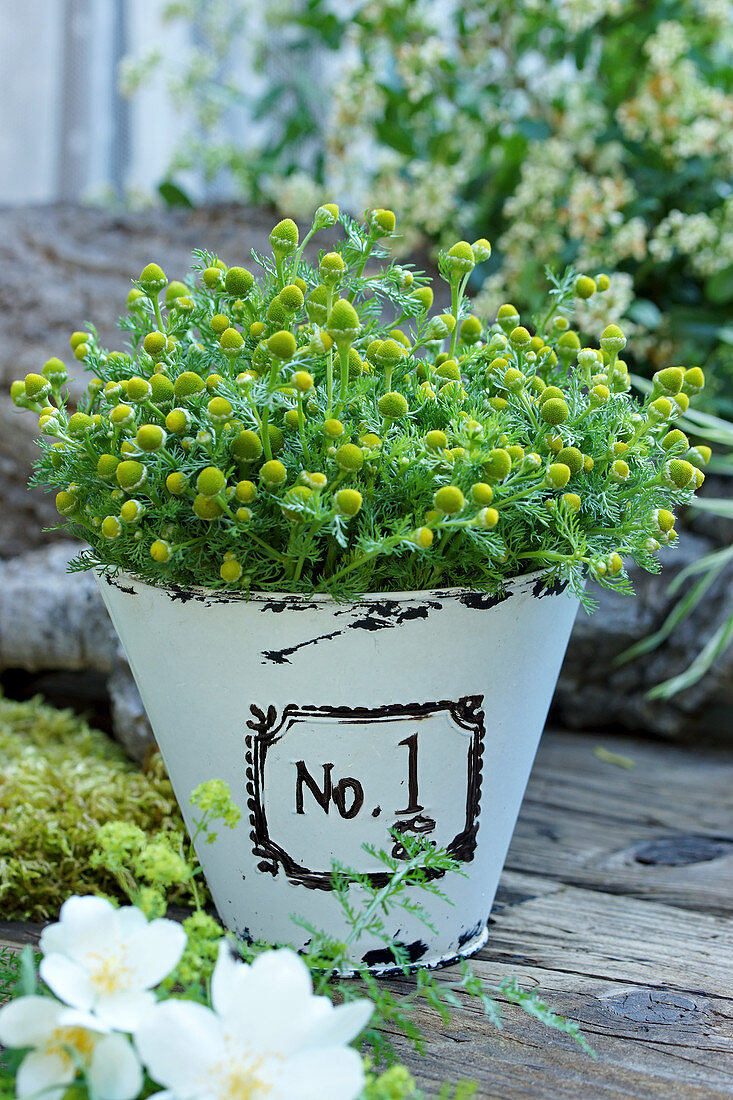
(86, 951, 133, 994)
(209, 1047, 275, 1100)
(47, 1025, 97, 1068)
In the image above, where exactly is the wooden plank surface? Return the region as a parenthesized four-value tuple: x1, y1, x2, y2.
(2, 728, 732, 1098)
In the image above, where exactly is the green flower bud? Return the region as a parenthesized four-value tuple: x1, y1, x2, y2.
(265, 331, 295, 360)
(143, 331, 167, 356)
(412, 526, 434, 549)
(504, 367, 525, 392)
(174, 372, 206, 398)
(42, 357, 68, 384)
(557, 331, 580, 358)
(674, 393, 690, 414)
(270, 218, 299, 256)
(220, 558, 243, 583)
(305, 285, 329, 325)
(509, 326, 531, 348)
(97, 454, 120, 480)
(335, 443, 364, 472)
(136, 424, 167, 452)
(597, 274, 611, 291)
(425, 430, 448, 452)
(279, 284, 305, 313)
(335, 488, 363, 517)
(292, 370, 314, 393)
(561, 492, 582, 512)
(409, 286, 433, 312)
(661, 429, 689, 452)
(24, 373, 51, 400)
(126, 376, 152, 402)
(55, 490, 78, 516)
(102, 515, 122, 540)
(127, 288, 145, 310)
(210, 314, 230, 335)
(139, 263, 167, 295)
(607, 552, 623, 575)
(232, 430, 263, 461)
(327, 299, 360, 345)
(369, 208, 396, 235)
(69, 332, 89, 351)
(149, 374, 175, 403)
(193, 494, 224, 520)
(150, 539, 173, 562)
(231, 480, 255, 506)
(224, 266, 254, 297)
(313, 203, 340, 230)
(497, 304, 520, 333)
(590, 384, 610, 407)
(196, 466, 226, 499)
(378, 391, 409, 419)
(319, 252, 346, 285)
(474, 507, 499, 529)
(694, 468, 705, 489)
(116, 460, 147, 491)
(471, 238, 491, 264)
(506, 445, 525, 464)
(600, 324, 626, 356)
(218, 327, 244, 356)
(483, 448, 512, 480)
(556, 446, 583, 475)
(446, 241, 475, 281)
(665, 458, 695, 489)
(647, 396, 672, 422)
(67, 412, 93, 435)
(202, 266, 224, 289)
(205, 397, 232, 425)
(459, 316, 482, 345)
(260, 459, 287, 488)
(611, 459, 630, 482)
(436, 359, 461, 381)
(281, 485, 313, 521)
(164, 408, 190, 435)
(120, 499, 144, 524)
(682, 367, 705, 395)
(165, 472, 187, 496)
(575, 275, 596, 299)
(471, 482, 494, 506)
(546, 462, 571, 489)
(433, 485, 465, 514)
(688, 445, 711, 468)
(541, 398, 570, 425)
(323, 418, 344, 438)
(164, 281, 189, 304)
(653, 367, 684, 396)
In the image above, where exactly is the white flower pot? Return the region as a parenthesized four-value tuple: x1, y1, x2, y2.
(97, 571, 579, 973)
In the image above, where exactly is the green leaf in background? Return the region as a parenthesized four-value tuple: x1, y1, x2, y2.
(705, 266, 733, 305)
(158, 180, 194, 208)
(593, 747, 635, 769)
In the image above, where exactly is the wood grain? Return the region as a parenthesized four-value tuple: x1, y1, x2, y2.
(2, 727, 731, 1098)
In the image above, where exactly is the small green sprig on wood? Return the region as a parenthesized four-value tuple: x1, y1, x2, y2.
(11, 208, 709, 603)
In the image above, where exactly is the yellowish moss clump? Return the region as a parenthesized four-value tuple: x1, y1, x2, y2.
(0, 691, 192, 920)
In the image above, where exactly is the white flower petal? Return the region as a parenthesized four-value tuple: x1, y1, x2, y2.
(57, 1007, 110, 1034)
(210, 940, 244, 1017)
(39, 953, 96, 1011)
(274, 1047, 366, 1100)
(308, 999, 373, 1047)
(114, 906, 150, 937)
(0, 995, 62, 1048)
(16, 1050, 74, 1100)
(134, 1000, 224, 1088)
(126, 918, 187, 989)
(95, 989, 156, 1032)
(89, 1033, 144, 1100)
(216, 948, 321, 1050)
(41, 896, 119, 962)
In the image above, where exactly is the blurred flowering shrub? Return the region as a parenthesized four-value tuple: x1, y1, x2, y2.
(121, 0, 733, 411)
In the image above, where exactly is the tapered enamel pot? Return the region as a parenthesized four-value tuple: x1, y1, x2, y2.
(97, 570, 579, 974)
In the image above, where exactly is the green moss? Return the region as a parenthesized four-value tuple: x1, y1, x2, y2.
(0, 692, 185, 921)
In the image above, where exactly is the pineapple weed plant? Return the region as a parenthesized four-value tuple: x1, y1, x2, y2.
(11, 205, 710, 603)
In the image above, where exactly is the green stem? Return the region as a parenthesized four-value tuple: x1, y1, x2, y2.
(151, 296, 164, 332)
(289, 227, 316, 281)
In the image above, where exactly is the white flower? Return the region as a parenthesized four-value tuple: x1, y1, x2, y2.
(0, 995, 142, 1100)
(39, 895, 187, 1031)
(134, 945, 373, 1100)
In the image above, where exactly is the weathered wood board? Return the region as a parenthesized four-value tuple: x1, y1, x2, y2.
(2, 728, 732, 1098)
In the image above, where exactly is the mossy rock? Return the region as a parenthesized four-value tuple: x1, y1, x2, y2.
(0, 691, 185, 921)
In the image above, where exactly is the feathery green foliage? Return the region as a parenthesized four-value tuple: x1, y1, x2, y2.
(11, 207, 708, 603)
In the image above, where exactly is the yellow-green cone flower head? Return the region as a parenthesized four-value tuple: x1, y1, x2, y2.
(126, 376, 152, 402)
(653, 508, 675, 534)
(193, 495, 224, 520)
(55, 490, 78, 516)
(541, 398, 570, 425)
(42, 357, 68, 384)
(436, 359, 461, 381)
(101, 516, 122, 540)
(319, 252, 346, 285)
(688, 445, 712, 468)
(232, 430, 263, 462)
(575, 275, 596, 299)
(682, 367, 705, 395)
(508, 326, 531, 348)
(165, 281, 189, 304)
(503, 367, 525, 392)
(460, 316, 482, 345)
(446, 241, 475, 282)
(281, 485, 313, 521)
(484, 448, 512, 480)
(561, 493, 582, 513)
(378, 391, 409, 419)
(369, 208, 396, 235)
(335, 488, 363, 517)
(24, 373, 51, 400)
(653, 367, 684, 396)
(335, 443, 364, 472)
(412, 527, 434, 549)
(292, 370, 314, 393)
(210, 314, 230, 335)
(557, 331, 580, 359)
(165, 472, 188, 495)
(139, 263, 167, 295)
(425, 429, 448, 451)
(96, 454, 120, 480)
(556, 446, 583, 475)
(433, 485, 465, 514)
(260, 459, 287, 488)
(270, 218, 299, 256)
(165, 408, 192, 434)
(220, 558, 243, 583)
(150, 374, 175, 403)
(326, 299, 360, 345)
(600, 324, 626, 356)
(279, 284, 305, 313)
(136, 424, 167, 452)
(174, 372, 206, 399)
(224, 266, 254, 298)
(312, 203, 340, 230)
(661, 429, 689, 452)
(65, 412, 92, 436)
(475, 507, 499, 528)
(143, 331, 167, 357)
(196, 466, 226, 499)
(150, 539, 173, 562)
(610, 459, 630, 482)
(471, 238, 491, 264)
(546, 463, 571, 489)
(120, 499, 144, 524)
(234, 480, 257, 504)
(220, 328, 245, 355)
(207, 397, 233, 424)
(266, 330, 296, 360)
(665, 458, 695, 489)
(409, 286, 433, 312)
(305, 285, 329, 326)
(596, 273, 611, 291)
(497, 304, 520, 333)
(471, 482, 494, 506)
